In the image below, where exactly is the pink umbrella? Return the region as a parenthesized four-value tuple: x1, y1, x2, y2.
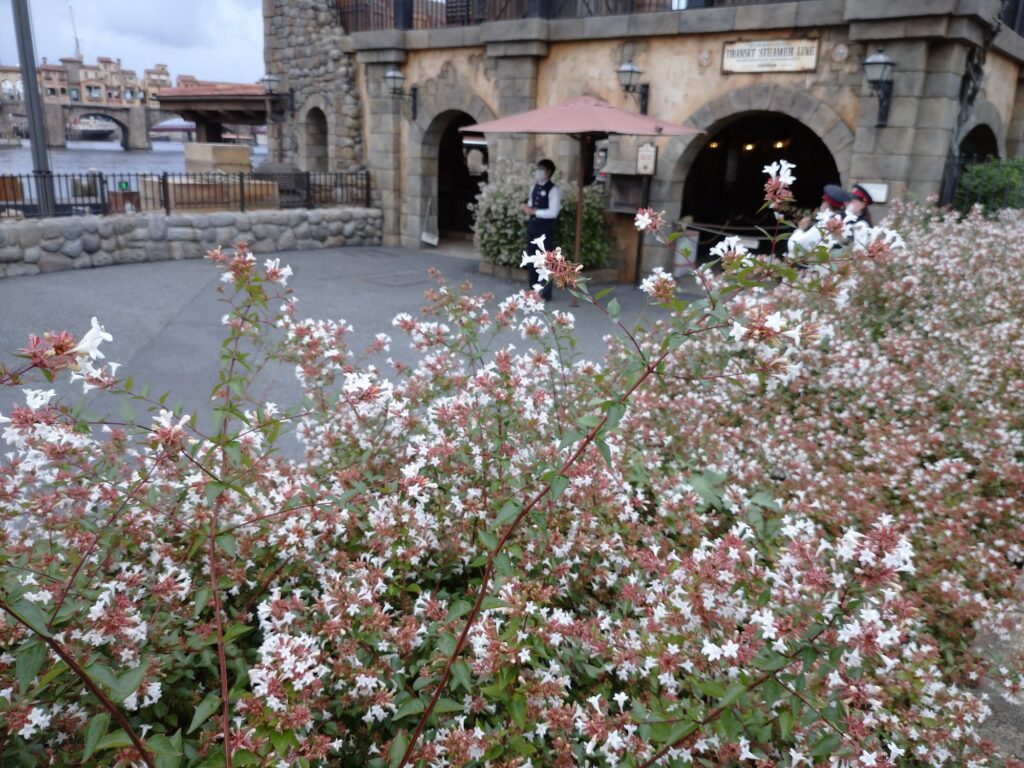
(462, 96, 700, 267)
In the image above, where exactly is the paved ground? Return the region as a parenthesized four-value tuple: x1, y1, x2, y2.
(0, 244, 686, 429)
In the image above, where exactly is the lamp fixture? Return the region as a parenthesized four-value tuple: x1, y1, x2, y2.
(616, 60, 649, 115)
(384, 67, 418, 120)
(862, 47, 895, 128)
(743, 142, 755, 151)
(260, 74, 295, 117)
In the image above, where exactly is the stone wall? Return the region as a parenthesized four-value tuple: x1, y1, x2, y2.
(0, 207, 383, 279)
(263, 0, 363, 171)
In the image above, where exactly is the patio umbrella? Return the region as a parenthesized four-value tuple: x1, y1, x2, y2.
(461, 96, 700, 268)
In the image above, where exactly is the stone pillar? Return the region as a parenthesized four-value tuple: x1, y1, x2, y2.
(361, 53, 407, 246)
(487, 41, 547, 166)
(1006, 78, 1024, 157)
(125, 105, 152, 151)
(196, 122, 225, 144)
(42, 102, 66, 148)
(0, 104, 12, 137)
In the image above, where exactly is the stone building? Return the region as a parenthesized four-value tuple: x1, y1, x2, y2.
(263, 0, 1024, 274)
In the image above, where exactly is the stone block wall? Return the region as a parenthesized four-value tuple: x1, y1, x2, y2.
(0, 207, 383, 279)
(263, 0, 363, 171)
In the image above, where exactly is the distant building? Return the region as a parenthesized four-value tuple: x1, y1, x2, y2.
(0, 57, 178, 108)
(264, 0, 1024, 273)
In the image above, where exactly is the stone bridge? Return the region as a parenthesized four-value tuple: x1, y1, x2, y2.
(41, 103, 180, 151)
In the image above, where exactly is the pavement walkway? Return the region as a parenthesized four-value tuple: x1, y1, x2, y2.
(0, 244, 683, 426)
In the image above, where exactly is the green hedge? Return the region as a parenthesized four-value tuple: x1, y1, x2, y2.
(955, 157, 1024, 213)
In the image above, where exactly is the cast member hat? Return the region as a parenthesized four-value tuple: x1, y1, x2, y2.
(851, 184, 874, 205)
(822, 183, 853, 208)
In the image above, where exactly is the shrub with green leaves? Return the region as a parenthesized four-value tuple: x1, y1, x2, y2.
(955, 156, 1024, 214)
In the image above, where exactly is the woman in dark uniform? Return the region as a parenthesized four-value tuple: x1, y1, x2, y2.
(520, 159, 561, 301)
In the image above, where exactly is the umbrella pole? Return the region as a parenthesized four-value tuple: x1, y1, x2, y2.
(574, 136, 587, 265)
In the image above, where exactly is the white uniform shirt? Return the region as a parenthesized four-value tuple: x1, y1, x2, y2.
(529, 183, 562, 220)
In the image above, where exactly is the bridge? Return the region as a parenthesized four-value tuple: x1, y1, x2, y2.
(0, 98, 179, 151)
(0, 83, 269, 151)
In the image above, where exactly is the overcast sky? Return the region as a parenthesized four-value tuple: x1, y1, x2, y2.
(1, 0, 265, 83)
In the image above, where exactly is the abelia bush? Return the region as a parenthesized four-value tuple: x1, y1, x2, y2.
(1, 167, 1022, 768)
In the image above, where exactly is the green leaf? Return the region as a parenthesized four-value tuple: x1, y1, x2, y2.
(83, 713, 110, 760)
(510, 694, 527, 730)
(452, 660, 472, 692)
(389, 731, 409, 768)
(215, 533, 238, 558)
(116, 664, 148, 702)
(720, 680, 746, 709)
(550, 473, 569, 501)
(193, 587, 211, 618)
(603, 402, 627, 432)
(188, 693, 221, 734)
(494, 500, 521, 527)
(96, 729, 134, 752)
(509, 735, 537, 756)
(10, 599, 52, 637)
(16, 641, 46, 695)
(149, 733, 183, 768)
(433, 697, 464, 715)
(595, 439, 612, 468)
(607, 297, 621, 321)
(666, 720, 697, 746)
(812, 732, 842, 758)
(779, 710, 794, 740)
(393, 697, 425, 720)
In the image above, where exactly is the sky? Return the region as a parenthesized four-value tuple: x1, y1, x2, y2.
(1, 0, 265, 83)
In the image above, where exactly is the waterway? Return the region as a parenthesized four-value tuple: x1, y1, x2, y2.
(0, 140, 267, 175)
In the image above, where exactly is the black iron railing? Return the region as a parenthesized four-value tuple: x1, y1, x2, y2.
(0, 170, 372, 220)
(334, 0, 807, 31)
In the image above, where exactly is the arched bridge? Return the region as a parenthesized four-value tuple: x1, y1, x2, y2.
(42, 103, 180, 151)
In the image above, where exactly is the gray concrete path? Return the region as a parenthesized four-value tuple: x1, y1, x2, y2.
(0, 245, 686, 427)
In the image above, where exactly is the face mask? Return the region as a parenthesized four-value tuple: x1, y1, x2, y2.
(534, 170, 547, 184)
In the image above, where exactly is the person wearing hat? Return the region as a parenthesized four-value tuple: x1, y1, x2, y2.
(520, 158, 561, 301)
(848, 184, 874, 226)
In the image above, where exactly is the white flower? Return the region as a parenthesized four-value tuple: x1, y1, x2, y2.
(763, 159, 796, 186)
(520, 250, 551, 283)
(23, 389, 56, 410)
(729, 322, 748, 342)
(764, 312, 786, 333)
(634, 210, 653, 231)
(701, 638, 723, 661)
(72, 317, 112, 361)
(264, 258, 294, 286)
(17, 706, 51, 739)
(531, 234, 548, 252)
(710, 236, 749, 261)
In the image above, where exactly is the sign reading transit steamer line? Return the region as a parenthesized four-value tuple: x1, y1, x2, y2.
(722, 39, 819, 73)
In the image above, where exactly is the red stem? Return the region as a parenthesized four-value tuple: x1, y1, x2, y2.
(1, 603, 155, 768)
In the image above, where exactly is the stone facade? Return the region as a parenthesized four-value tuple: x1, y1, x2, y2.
(269, 0, 1024, 275)
(262, 0, 364, 172)
(0, 207, 383, 279)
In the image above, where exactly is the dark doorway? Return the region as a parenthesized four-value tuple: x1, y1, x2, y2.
(959, 124, 999, 165)
(305, 108, 328, 172)
(438, 113, 487, 237)
(681, 111, 839, 261)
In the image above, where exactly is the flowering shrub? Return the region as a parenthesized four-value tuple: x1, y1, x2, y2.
(471, 161, 610, 270)
(1, 164, 1022, 768)
(471, 160, 535, 267)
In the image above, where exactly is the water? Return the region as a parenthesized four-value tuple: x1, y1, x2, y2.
(0, 140, 267, 176)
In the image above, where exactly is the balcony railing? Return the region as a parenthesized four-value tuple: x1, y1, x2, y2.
(335, 0, 806, 32)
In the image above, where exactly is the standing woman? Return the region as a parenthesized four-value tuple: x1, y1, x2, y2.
(520, 159, 561, 301)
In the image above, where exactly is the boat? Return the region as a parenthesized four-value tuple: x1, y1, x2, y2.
(69, 115, 117, 141)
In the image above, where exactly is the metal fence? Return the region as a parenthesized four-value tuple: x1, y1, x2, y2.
(0, 170, 372, 220)
(334, 0, 808, 30)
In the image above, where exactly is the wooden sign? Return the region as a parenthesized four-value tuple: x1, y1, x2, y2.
(722, 39, 819, 73)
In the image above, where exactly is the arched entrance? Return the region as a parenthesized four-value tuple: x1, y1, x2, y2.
(305, 108, 328, 172)
(959, 124, 999, 165)
(437, 112, 487, 238)
(681, 112, 839, 261)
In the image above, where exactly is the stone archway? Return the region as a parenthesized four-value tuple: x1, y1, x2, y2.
(403, 79, 497, 249)
(296, 95, 335, 172)
(648, 85, 855, 227)
(305, 107, 329, 172)
(956, 99, 1006, 160)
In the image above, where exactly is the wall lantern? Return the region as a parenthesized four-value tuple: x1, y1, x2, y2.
(616, 60, 649, 115)
(260, 74, 295, 117)
(384, 67, 418, 120)
(862, 47, 895, 128)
